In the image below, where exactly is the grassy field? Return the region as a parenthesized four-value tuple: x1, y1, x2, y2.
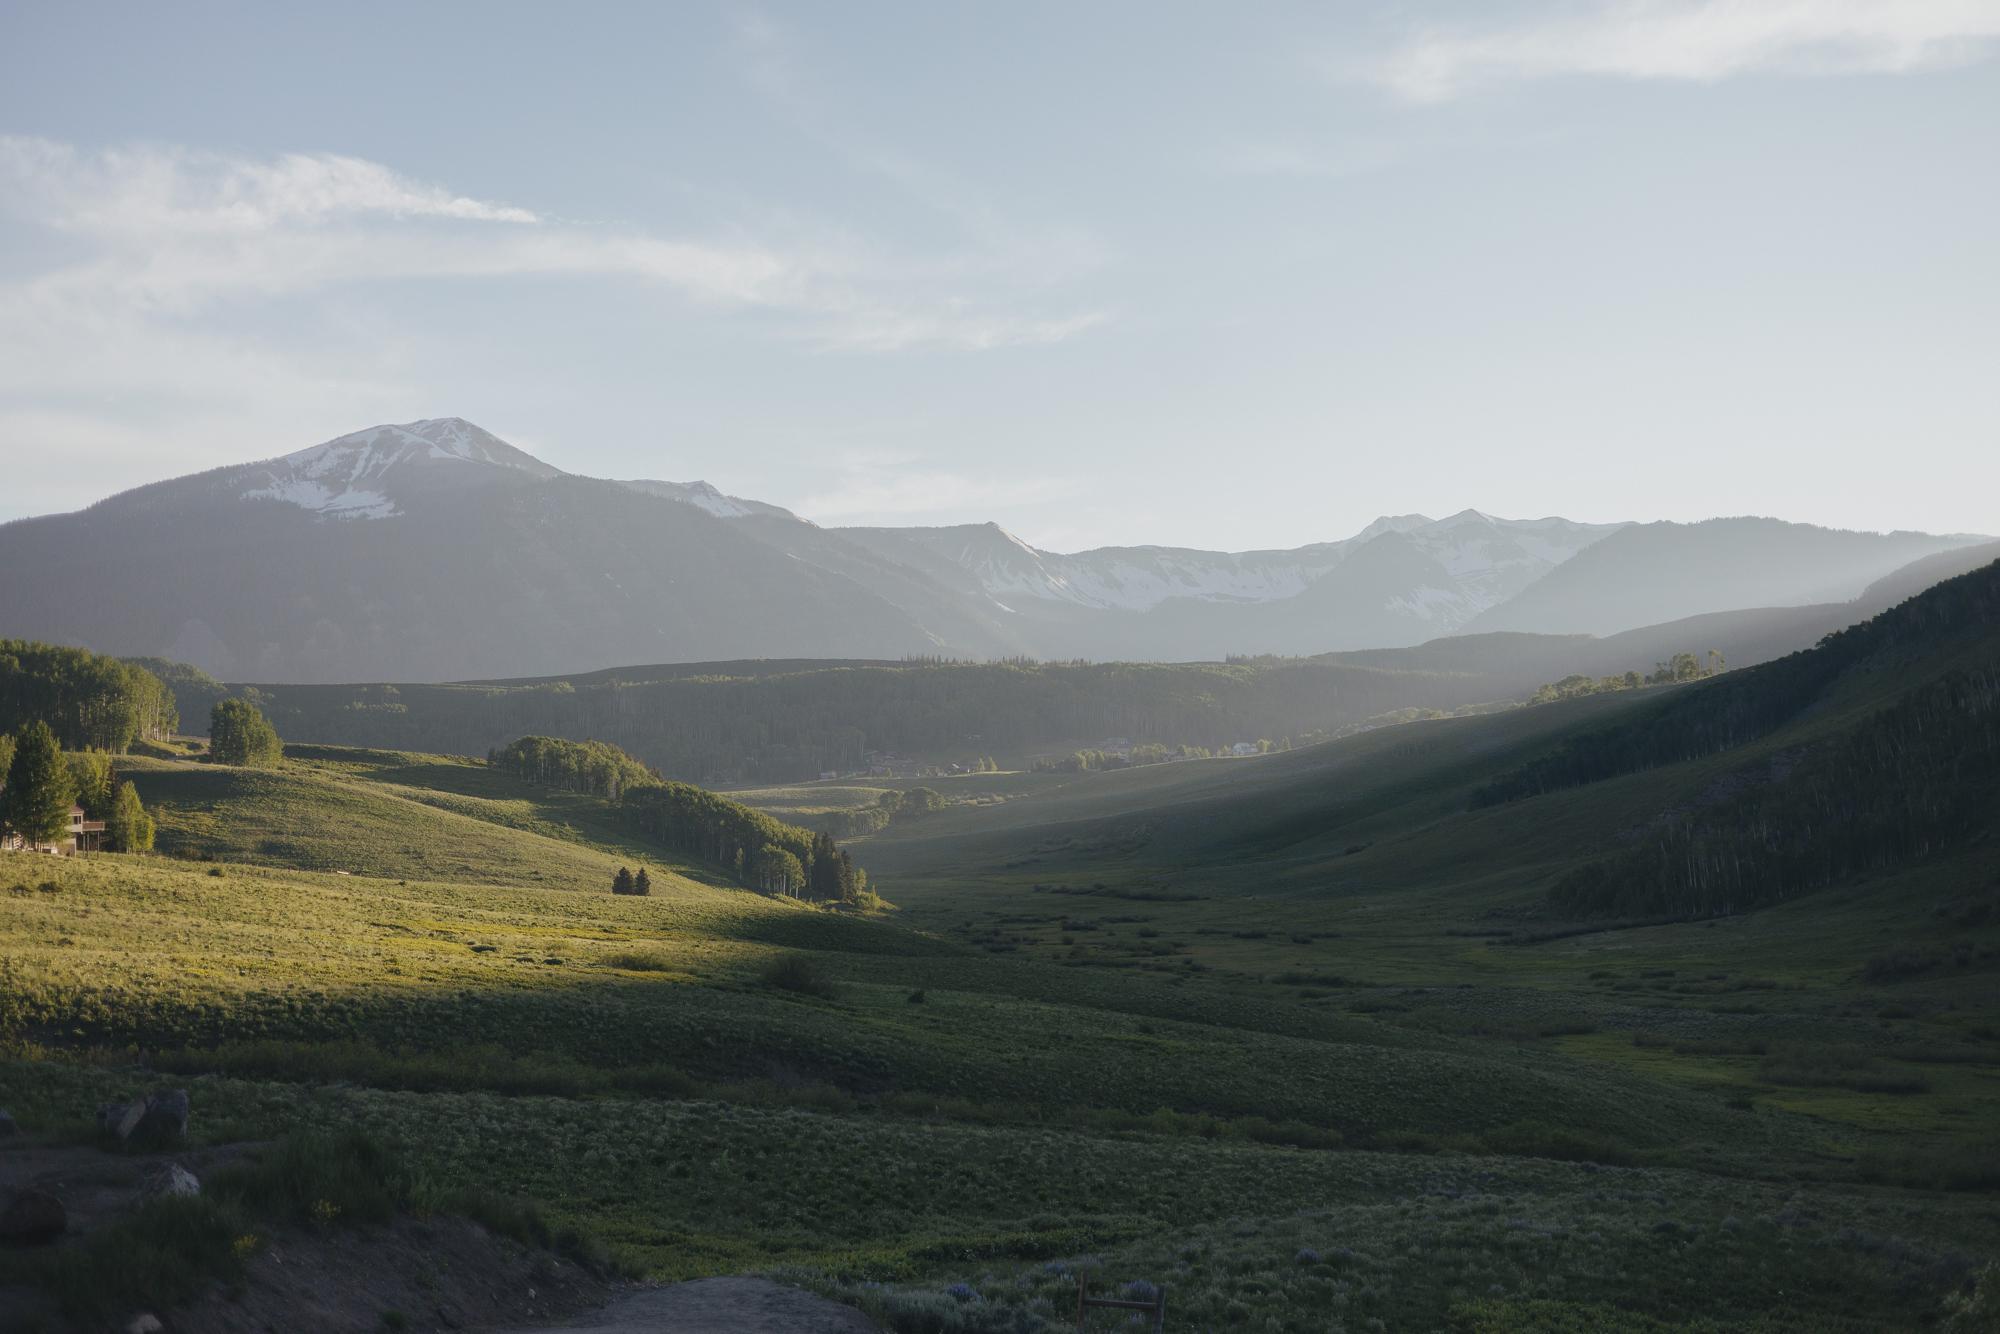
(3, 670, 1997, 1332)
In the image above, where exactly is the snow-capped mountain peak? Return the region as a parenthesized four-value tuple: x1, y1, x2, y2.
(237, 418, 560, 520)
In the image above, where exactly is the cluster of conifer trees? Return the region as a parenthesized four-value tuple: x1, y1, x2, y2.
(0, 641, 177, 752)
(0, 720, 155, 852)
(611, 866, 651, 895)
(491, 734, 866, 901)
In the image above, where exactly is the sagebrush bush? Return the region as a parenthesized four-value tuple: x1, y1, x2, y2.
(760, 953, 837, 997)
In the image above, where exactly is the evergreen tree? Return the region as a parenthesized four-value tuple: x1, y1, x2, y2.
(612, 866, 634, 895)
(808, 831, 844, 899)
(209, 698, 282, 766)
(107, 780, 155, 853)
(2, 720, 78, 850)
(633, 867, 651, 896)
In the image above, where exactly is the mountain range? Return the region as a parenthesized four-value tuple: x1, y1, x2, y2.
(0, 417, 1984, 682)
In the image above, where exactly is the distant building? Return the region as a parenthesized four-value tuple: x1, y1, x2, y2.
(1230, 742, 1262, 757)
(1, 804, 105, 855)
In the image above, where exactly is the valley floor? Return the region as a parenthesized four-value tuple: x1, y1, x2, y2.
(2, 740, 1995, 1332)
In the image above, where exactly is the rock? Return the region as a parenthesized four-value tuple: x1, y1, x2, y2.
(130, 1088, 189, 1147)
(99, 1089, 189, 1146)
(0, 1109, 17, 1138)
(147, 1163, 200, 1198)
(0, 1187, 66, 1244)
(125, 1316, 164, 1334)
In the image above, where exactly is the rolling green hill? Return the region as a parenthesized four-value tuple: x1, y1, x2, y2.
(3, 565, 1997, 1331)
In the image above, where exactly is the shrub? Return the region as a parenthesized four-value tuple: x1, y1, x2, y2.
(211, 1130, 402, 1226)
(760, 953, 836, 998)
(601, 949, 675, 972)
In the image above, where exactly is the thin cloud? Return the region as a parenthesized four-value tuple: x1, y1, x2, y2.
(0, 135, 1103, 352)
(1366, 0, 2000, 103)
(0, 136, 537, 233)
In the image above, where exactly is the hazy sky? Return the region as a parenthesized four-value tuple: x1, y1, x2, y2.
(2, 1, 1996, 550)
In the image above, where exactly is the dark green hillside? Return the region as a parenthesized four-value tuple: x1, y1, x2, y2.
(1477, 555, 2000, 806)
(195, 657, 1507, 785)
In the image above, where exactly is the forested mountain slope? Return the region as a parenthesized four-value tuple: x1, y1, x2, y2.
(858, 558, 2000, 931)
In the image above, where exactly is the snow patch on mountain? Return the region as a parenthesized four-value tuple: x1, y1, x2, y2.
(238, 478, 399, 521)
(853, 512, 1626, 630)
(237, 418, 558, 519)
(990, 546, 1341, 610)
(618, 478, 801, 522)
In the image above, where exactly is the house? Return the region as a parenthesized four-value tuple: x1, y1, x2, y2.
(69, 804, 107, 853)
(1, 804, 105, 855)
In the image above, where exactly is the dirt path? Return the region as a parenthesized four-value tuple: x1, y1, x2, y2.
(485, 1277, 881, 1333)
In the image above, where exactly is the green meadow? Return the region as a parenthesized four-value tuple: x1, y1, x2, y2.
(5, 562, 1999, 1330)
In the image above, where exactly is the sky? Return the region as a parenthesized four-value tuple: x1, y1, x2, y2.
(1, 1, 1996, 552)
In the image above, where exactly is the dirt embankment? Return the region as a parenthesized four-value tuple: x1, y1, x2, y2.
(4, 1141, 879, 1333)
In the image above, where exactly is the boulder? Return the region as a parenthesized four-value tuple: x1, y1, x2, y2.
(146, 1163, 200, 1198)
(0, 1109, 17, 1138)
(97, 1089, 189, 1147)
(130, 1089, 189, 1148)
(97, 1100, 140, 1137)
(125, 1316, 165, 1334)
(0, 1187, 66, 1245)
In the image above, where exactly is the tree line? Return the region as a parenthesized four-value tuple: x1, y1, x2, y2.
(492, 734, 866, 901)
(1525, 651, 1723, 706)
(0, 640, 177, 752)
(191, 657, 1501, 787)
